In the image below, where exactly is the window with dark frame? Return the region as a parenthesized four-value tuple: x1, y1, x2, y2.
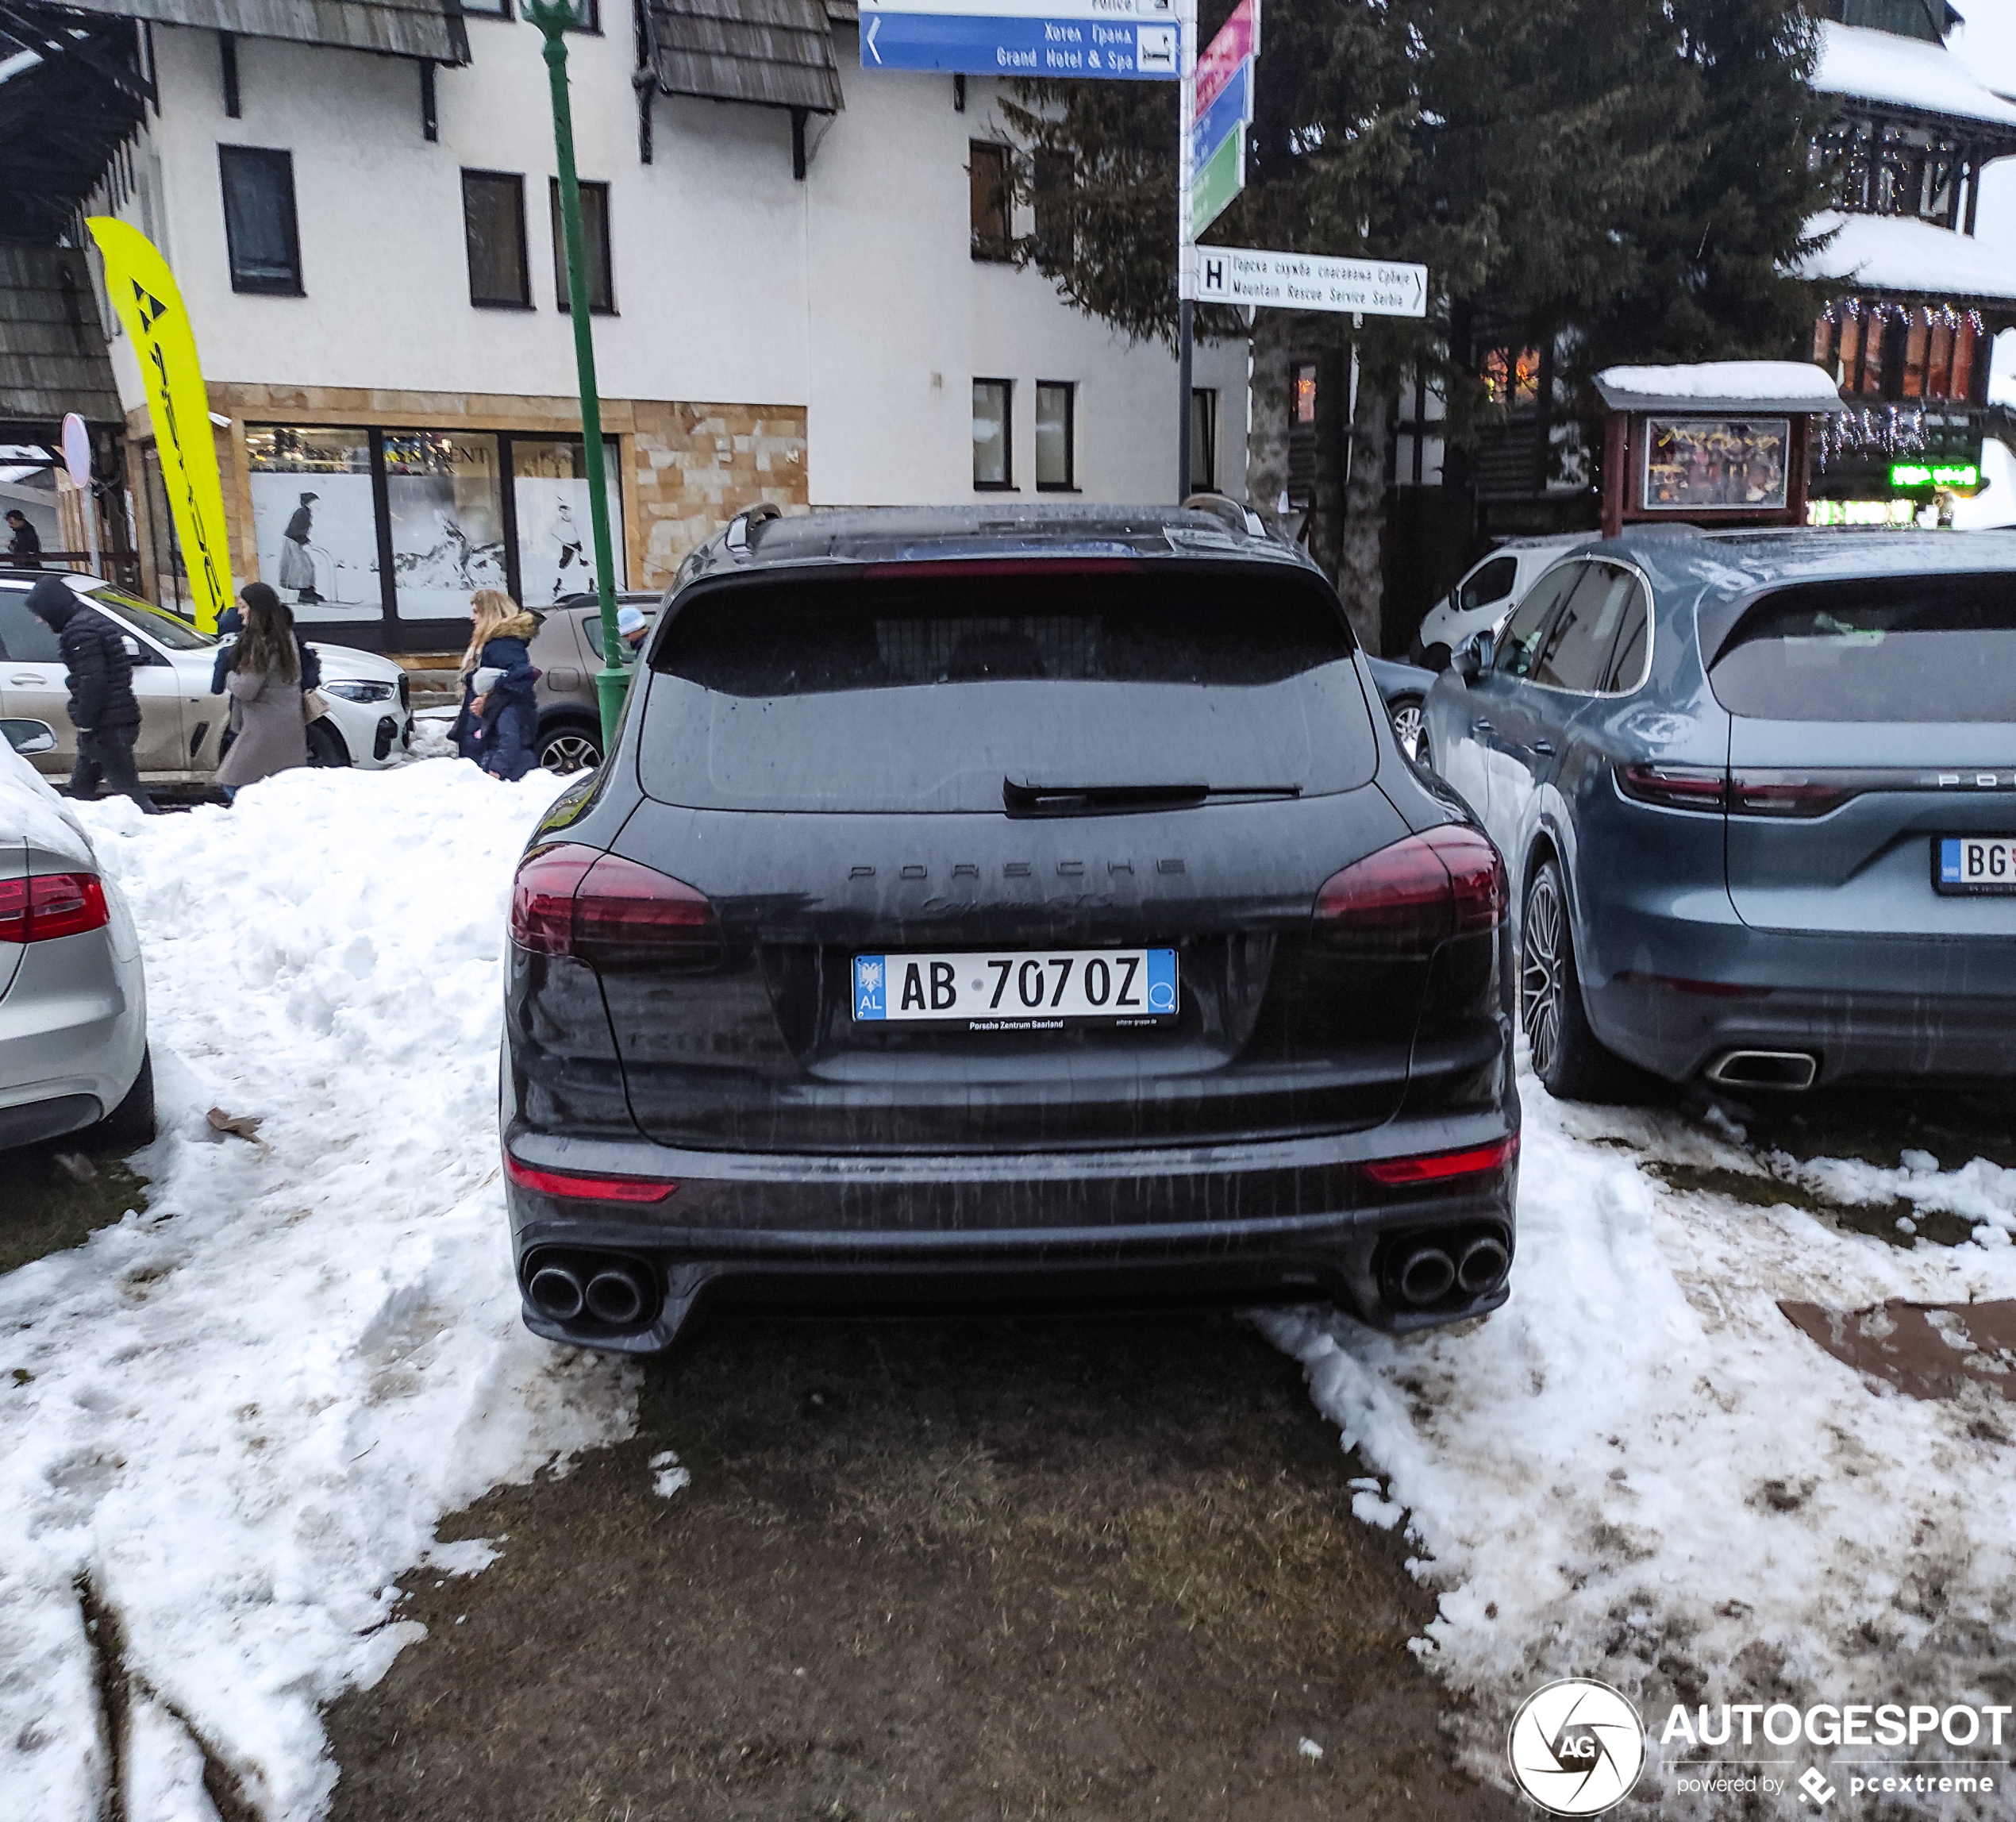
(973, 379, 1012, 489)
(1035, 382, 1075, 491)
(463, 170, 531, 308)
(1190, 388, 1218, 491)
(549, 178, 614, 314)
(1033, 150, 1074, 263)
(217, 146, 302, 295)
(969, 141, 1013, 261)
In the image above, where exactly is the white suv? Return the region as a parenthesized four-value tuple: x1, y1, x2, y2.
(0, 573, 412, 785)
(1411, 534, 1594, 668)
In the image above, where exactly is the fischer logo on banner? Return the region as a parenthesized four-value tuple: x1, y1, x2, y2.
(86, 218, 234, 633)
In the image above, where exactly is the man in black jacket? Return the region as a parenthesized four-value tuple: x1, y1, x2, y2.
(5, 509, 41, 568)
(24, 574, 157, 811)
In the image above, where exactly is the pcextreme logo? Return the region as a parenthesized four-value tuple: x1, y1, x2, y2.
(1508, 1678, 1648, 1815)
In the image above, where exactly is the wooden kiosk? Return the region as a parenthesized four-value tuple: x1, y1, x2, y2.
(1594, 362, 1849, 538)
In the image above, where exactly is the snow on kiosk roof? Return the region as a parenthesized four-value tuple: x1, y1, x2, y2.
(1593, 362, 1849, 417)
(1810, 20, 2016, 129)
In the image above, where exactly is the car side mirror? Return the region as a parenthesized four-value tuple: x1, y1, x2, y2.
(1452, 632, 1493, 681)
(2, 718, 57, 755)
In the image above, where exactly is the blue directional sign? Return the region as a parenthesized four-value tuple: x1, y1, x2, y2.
(860, 0, 1180, 79)
(1189, 56, 1249, 171)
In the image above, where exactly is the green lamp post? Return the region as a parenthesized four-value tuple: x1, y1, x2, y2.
(524, 0, 626, 749)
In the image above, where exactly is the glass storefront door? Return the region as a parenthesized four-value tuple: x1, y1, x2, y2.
(511, 438, 625, 607)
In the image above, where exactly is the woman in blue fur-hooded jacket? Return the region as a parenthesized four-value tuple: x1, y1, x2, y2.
(452, 588, 541, 780)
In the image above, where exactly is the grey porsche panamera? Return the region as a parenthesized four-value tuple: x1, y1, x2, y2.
(500, 504, 1520, 1352)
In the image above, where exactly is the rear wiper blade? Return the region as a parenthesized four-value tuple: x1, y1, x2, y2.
(1003, 779, 1301, 817)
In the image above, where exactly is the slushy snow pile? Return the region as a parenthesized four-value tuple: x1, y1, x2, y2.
(7, 757, 2016, 1819)
(1264, 1082, 2016, 1796)
(0, 762, 638, 1822)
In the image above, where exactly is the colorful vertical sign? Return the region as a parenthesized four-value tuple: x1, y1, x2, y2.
(85, 218, 233, 632)
(1187, 0, 1257, 240)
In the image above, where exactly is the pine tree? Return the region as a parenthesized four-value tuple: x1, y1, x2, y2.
(1005, 0, 1828, 649)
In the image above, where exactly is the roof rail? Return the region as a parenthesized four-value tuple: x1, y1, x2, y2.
(1182, 491, 1268, 540)
(724, 501, 783, 555)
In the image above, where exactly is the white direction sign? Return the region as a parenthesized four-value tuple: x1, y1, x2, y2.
(1187, 245, 1426, 317)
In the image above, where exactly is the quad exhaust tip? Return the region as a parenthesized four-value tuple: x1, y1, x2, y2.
(528, 1264, 585, 1321)
(585, 1266, 646, 1327)
(1705, 1050, 1818, 1091)
(1396, 1246, 1456, 1307)
(1456, 1235, 1510, 1297)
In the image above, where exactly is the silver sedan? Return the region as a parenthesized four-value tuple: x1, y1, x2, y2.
(0, 722, 152, 1151)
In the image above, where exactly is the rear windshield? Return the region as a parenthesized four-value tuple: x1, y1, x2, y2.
(1708, 575, 2016, 722)
(637, 565, 1377, 812)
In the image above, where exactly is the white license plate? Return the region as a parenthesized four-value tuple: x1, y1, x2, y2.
(852, 948, 1179, 1026)
(1937, 836, 2016, 893)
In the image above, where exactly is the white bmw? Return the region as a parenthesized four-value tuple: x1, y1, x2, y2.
(0, 572, 412, 785)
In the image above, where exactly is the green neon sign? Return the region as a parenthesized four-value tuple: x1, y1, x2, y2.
(1888, 461, 1980, 488)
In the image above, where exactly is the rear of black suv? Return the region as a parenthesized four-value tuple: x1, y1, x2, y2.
(502, 507, 1518, 1350)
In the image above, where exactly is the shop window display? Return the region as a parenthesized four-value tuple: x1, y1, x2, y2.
(511, 439, 624, 604)
(383, 432, 509, 622)
(246, 428, 377, 622)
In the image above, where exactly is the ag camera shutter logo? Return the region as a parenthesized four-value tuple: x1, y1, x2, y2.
(1507, 1678, 1646, 1815)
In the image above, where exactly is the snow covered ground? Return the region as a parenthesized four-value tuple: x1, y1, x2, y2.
(0, 763, 637, 1822)
(1264, 1082, 2016, 1805)
(5, 756, 2016, 1817)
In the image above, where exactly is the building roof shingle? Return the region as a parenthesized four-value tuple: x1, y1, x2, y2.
(0, 241, 122, 433)
(644, 0, 843, 115)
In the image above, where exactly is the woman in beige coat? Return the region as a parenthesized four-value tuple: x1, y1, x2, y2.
(215, 584, 307, 799)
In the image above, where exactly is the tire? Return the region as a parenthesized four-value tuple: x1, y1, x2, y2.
(89, 1047, 156, 1150)
(1388, 695, 1428, 768)
(1521, 861, 1631, 1102)
(537, 718, 603, 776)
(306, 719, 349, 768)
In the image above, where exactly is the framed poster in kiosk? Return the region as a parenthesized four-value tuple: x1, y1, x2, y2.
(1595, 364, 1846, 537)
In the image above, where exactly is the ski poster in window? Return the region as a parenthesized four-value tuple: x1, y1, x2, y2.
(1641, 418, 1790, 512)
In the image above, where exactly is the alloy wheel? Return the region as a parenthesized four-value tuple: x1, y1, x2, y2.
(1522, 873, 1564, 1080)
(540, 730, 602, 775)
(1390, 699, 1426, 765)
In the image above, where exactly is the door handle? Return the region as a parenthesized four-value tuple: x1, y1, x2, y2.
(1533, 740, 1556, 756)
(10, 673, 46, 687)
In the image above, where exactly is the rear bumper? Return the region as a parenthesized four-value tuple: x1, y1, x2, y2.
(0, 930, 146, 1150)
(1587, 923, 2016, 1085)
(502, 1119, 1518, 1353)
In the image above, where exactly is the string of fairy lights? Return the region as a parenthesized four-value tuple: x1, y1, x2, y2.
(1813, 297, 1991, 467)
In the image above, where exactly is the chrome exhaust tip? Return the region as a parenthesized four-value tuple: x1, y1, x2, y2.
(527, 1264, 585, 1321)
(584, 1266, 646, 1327)
(1396, 1246, 1456, 1308)
(1456, 1234, 1510, 1296)
(1704, 1050, 1818, 1091)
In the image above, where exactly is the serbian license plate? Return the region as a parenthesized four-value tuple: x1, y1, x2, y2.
(1936, 836, 2016, 894)
(852, 949, 1179, 1027)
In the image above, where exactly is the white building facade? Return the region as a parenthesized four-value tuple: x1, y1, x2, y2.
(87, 0, 1245, 646)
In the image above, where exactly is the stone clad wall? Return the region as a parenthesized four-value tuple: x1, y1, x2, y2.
(627, 401, 808, 588)
(125, 385, 810, 611)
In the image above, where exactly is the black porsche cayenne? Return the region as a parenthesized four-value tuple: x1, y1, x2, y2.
(502, 504, 1519, 1351)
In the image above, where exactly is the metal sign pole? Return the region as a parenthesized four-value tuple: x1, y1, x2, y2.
(1175, 0, 1197, 502)
(525, 0, 625, 751)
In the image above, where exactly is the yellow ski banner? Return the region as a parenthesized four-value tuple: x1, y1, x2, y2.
(86, 218, 233, 632)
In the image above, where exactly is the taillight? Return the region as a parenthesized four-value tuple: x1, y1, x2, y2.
(510, 842, 721, 969)
(1363, 1131, 1519, 1185)
(0, 872, 110, 944)
(1728, 772, 1856, 818)
(504, 1154, 679, 1203)
(1314, 826, 1506, 953)
(1617, 763, 1727, 812)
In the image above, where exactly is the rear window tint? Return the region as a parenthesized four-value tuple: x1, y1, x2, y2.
(638, 564, 1379, 812)
(1709, 575, 2016, 722)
